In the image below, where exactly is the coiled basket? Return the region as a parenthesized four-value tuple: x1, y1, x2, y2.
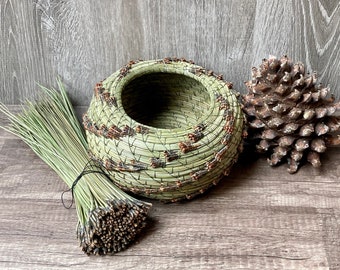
(84, 58, 245, 202)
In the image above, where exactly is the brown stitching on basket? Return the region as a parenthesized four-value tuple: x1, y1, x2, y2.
(221, 134, 232, 145)
(163, 150, 179, 162)
(190, 168, 208, 181)
(194, 123, 206, 132)
(189, 66, 225, 82)
(222, 109, 233, 120)
(150, 157, 165, 168)
(206, 158, 218, 171)
(119, 67, 129, 79)
(121, 125, 136, 136)
(104, 158, 117, 170)
(100, 92, 117, 107)
(158, 57, 194, 65)
(83, 114, 135, 139)
(216, 93, 231, 110)
(215, 93, 223, 102)
(104, 158, 147, 172)
(87, 150, 104, 167)
(215, 145, 229, 162)
(97, 124, 108, 137)
(223, 120, 235, 134)
(94, 82, 104, 97)
(188, 130, 204, 142)
(83, 114, 99, 133)
(178, 141, 200, 153)
(107, 96, 117, 107)
(225, 81, 233, 89)
(162, 57, 172, 64)
(216, 74, 224, 80)
(216, 94, 230, 111)
(94, 82, 117, 107)
(106, 125, 123, 139)
(215, 92, 237, 158)
(118, 60, 138, 80)
(135, 125, 149, 134)
(184, 123, 206, 144)
(194, 67, 206, 76)
(129, 159, 148, 170)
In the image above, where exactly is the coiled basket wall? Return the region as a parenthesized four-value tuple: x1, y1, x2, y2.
(83, 58, 245, 202)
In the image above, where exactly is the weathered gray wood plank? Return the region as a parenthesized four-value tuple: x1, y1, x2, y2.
(1, 0, 339, 105)
(1, 106, 340, 269)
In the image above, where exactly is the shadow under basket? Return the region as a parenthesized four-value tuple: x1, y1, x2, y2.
(83, 59, 245, 202)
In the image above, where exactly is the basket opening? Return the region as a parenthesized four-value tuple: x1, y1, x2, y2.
(122, 73, 211, 129)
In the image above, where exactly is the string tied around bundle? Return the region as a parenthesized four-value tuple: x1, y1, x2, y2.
(61, 160, 109, 209)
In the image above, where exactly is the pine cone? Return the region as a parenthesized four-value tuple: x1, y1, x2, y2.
(242, 55, 340, 173)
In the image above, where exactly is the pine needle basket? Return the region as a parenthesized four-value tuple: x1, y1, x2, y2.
(84, 58, 245, 202)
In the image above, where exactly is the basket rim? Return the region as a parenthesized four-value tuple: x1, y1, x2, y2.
(107, 59, 229, 132)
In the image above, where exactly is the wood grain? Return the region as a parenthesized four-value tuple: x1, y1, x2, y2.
(1, 0, 339, 105)
(1, 106, 340, 269)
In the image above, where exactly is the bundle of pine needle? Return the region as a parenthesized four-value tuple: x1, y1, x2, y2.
(0, 80, 152, 255)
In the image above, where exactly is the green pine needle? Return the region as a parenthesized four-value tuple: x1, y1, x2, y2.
(0, 79, 152, 255)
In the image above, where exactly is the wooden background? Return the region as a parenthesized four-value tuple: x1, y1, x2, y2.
(1, 0, 340, 269)
(1, 0, 340, 105)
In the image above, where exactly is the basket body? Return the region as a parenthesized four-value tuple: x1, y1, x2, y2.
(84, 59, 244, 201)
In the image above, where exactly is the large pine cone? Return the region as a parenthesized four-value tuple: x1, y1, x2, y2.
(242, 55, 340, 173)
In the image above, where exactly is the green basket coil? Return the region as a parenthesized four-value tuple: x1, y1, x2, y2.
(84, 58, 245, 202)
